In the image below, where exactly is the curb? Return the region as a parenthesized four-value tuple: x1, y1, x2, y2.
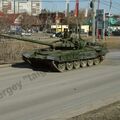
(0, 64, 12, 68)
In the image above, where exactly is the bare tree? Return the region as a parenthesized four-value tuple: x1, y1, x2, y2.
(0, 15, 11, 33)
(21, 13, 41, 30)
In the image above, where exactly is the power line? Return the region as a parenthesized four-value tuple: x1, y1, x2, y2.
(107, 0, 120, 7)
(103, 0, 120, 10)
(100, 0, 120, 11)
(40, 0, 88, 3)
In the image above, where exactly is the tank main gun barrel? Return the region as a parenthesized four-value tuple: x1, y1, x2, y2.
(0, 34, 53, 47)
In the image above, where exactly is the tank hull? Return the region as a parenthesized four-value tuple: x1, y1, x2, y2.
(22, 47, 108, 72)
(0, 33, 108, 72)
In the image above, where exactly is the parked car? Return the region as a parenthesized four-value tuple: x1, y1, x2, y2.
(51, 32, 63, 38)
(21, 32, 32, 36)
(112, 30, 120, 36)
(7, 30, 21, 35)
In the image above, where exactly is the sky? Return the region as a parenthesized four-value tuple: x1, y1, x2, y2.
(42, 0, 120, 14)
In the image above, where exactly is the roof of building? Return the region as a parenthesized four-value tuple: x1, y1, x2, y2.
(0, 11, 4, 17)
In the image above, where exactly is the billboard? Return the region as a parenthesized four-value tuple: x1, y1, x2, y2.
(96, 9, 105, 29)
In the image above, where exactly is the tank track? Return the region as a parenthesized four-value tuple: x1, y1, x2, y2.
(23, 55, 105, 72)
(50, 55, 105, 72)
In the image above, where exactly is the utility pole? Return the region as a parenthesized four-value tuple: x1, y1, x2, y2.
(75, 0, 79, 39)
(91, 0, 96, 42)
(108, 0, 112, 38)
(98, 0, 100, 9)
(14, 0, 15, 14)
(56, 11, 58, 33)
(65, 0, 69, 17)
(65, 0, 69, 32)
(96, 0, 100, 40)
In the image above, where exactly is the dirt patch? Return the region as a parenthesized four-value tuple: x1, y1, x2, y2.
(68, 101, 120, 120)
(0, 38, 46, 64)
(104, 37, 120, 49)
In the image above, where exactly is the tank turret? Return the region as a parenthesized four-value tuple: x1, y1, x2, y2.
(0, 34, 108, 72)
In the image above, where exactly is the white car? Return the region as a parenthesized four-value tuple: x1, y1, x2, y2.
(21, 32, 32, 36)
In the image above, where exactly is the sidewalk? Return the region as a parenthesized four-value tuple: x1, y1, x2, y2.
(0, 64, 12, 68)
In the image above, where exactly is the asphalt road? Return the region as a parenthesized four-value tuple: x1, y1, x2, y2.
(0, 50, 120, 120)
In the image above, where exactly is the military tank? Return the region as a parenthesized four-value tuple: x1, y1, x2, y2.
(0, 34, 108, 72)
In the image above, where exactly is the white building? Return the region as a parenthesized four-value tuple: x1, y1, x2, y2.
(0, 0, 42, 16)
(0, 0, 12, 13)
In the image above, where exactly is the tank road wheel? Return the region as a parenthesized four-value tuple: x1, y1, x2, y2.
(100, 56, 105, 61)
(87, 60, 93, 66)
(57, 63, 66, 72)
(66, 62, 73, 70)
(51, 61, 65, 72)
(94, 58, 100, 65)
(73, 61, 80, 69)
(80, 60, 87, 68)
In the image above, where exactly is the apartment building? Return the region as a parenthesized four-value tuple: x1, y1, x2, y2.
(0, 0, 42, 16)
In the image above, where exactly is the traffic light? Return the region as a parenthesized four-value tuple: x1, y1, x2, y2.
(90, 1, 93, 8)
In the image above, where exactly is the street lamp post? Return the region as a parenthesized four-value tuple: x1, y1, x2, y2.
(108, 0, 112, 38)
(14, 0, 15, 14)
(92, 0, 96, 42)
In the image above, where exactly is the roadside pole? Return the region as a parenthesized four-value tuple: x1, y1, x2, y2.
(14, 0, 15, 14)
(92, 0, 96, 42)
(75, 0, 79, 39)
(108, 0, 112, 38)
(56, 11, 58, 33)
(96, 0, 100, 40)
(66, 0, 69, 32)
